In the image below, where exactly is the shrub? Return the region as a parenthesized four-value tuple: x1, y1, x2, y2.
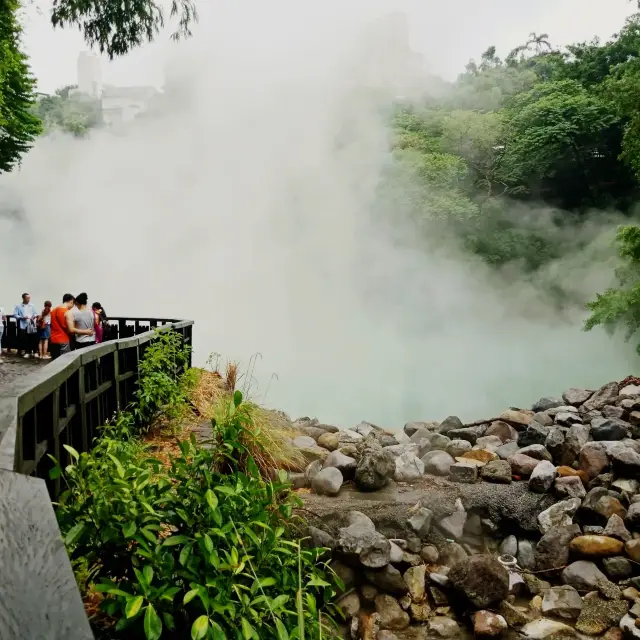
(52, 390, 341, 640)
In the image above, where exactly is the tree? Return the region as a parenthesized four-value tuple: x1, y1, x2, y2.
(0, 0, 42, 173)
(32, 85, 102, 137)
(50, 0, 198, 59)
(585, 225, 640, 354)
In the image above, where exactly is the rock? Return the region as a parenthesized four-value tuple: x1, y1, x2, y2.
(609, 444, 640, 478)
(529, 460, 557, 493)
(569, 535, 625, 557)
(481, 459, 513, 483)
(394, 452, 425, 482)
(440, 542, 467, 568)
(422, 451, 455, 477)
(535, 412, 555, 427)
(496, 441, 521, 460)
(290, 472, 309, 489)
(538, 498, 581, 534)
(498, 409, 533, 429)
(339, 429, 364, 444)
(428, 433, 452, 451)
(389, 541, 404, 563)
(620, 614, 640, 640)
(564, 388, 594, 406)
(542, 585, 583, 619)
(324, 451, 357, 476)
(409, 602, 432, 623)
(555, 476, 587, 500)
(519, 424, 551, 448)
(437, 509, 467, 540)
(625, 539, 640, 562)
(336, 520, 391, 568)
(533, 397, 565, 412)
(463, 449, 498, 463)
(330, 559, 356, 593)
(438, 416, 464, 434)
(354, 421, 384, 437)
(449, 462, 478, 484)
(473, 611, 508, 636)
(309, 526, 335, 549)
(446, 439, 472, 458)
(311, 467, 344, 496)
(366, 565, 410, 596)
(475, 435, 508, 452)
(555, 412, 583, 426)
(407, 506, 433, 538)
(360, 584, 378, 602)
(603, 405, 626, 419)
(518, 540, 537, 571)
(448, 554, 509, 608)
(404, 565, 426, 602)
(535, 525, 581, 574)
(499, 600, 531, 628)
(546, 429, 566, 465)
(508, 453, 540, 477)
(404, 421, 436, 438)
(520, 618, 577, 639)
(293, 435, 318, 448)
(299, 426, 331, 440)
(486, 420, 519, 443)
(612, 478, 639, 494)
(524, 573, 552, 596)
(564, 425, 591, 465)
(385, 444, 420, 459)
(582, 382, 619, 412)
(579, 443, 610, 479)
(447, 426, 485, 445)
(500, 535, 519, 557)
(317, 432, 340, 451)
(563, 561, 620, 599)
(603, 514, 632, 542)
(596, 496, 627, 522)
(354, 437, 395, 491)
(428, 617, 460, 638)
(337, 591, 361, 617)
(591, 418, 629, 441)
(375, 594, 410, 631)
(420, 545, 439, 564)
(603, 557, 633, 581)
(557, 466, 589, 486)
(625, 502, 640, 530)
(517, 445, 552, 461)
(576, 596, 629, 635)
(300, 445, 330, 465)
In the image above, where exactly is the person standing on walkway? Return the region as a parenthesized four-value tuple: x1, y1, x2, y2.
(92, 302, 108, 343)
(50, 294, 76, 360)
(37, 301, 52, 359)
(69, 292, 96, 350)
(14, 293, 37, 358)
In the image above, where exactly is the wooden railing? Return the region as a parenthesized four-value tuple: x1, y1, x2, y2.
(0, 318, 194, 640)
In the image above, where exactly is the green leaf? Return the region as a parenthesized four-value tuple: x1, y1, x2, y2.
(204, 533, 214, 554)
(125, 595, 144, 619)
(122, 521, 137, 538)
(184, 589, 199, 604)
(210, 621, 227, 640)
(143, 565, 154, 586)
(251, 577, 276, 593)
(205, 489, 218, 510)
(191, 615, 209, 640)
(64, 522, 85, 546)
(307, 577, 331, 587)
(241, 618, 255, 640)
(233, 390, 243, 407)
(63, 444, 79, 461)
(275, 619, 289, 640)
(144, 604, 162, 640)
(163, 534, 191, 546)
(49, 465, 62, 480)
(107, 453, 125, 478)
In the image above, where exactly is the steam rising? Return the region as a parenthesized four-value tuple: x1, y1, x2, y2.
(0, 0, 635, 426)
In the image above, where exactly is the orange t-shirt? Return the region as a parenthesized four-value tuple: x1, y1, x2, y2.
(50, 306, 70, 344)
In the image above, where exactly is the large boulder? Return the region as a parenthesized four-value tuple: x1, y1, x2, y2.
(311, 467, 344, 496)
(375, 594, 410, 631)
(591, 417, 629, 442)
(438, 416, 464, 434)
(563, 388, 594, 406)
(323, 451, 357, 476)
(422, 451, 455, 476)
(335, 514, 391, 568)
(355, 436, 395, 491)
(365, 565, 409, 596)
(581, 382, 618, 412)
(394, 451, 425, 482)
(448, 554, 509, 608)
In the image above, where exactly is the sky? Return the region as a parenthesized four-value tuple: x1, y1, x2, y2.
(22, 0, 638, 93)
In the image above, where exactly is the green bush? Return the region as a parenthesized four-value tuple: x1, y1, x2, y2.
(52, 390, 341, 640)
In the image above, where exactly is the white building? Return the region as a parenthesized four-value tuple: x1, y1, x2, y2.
(77, 52, 102, 98)
(100, 85, 159, 126)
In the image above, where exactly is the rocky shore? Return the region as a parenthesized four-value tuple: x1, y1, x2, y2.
(288, 377, 640, 639)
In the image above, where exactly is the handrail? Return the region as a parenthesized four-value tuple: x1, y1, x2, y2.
(0, 317, 194, 640)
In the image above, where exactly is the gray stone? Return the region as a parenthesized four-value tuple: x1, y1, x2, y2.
(603, 405, 626, 419)
(337, 591, 361, 617)
(311, 467, 344, 496)
(538, 498, 581, 534)
(534, 412, 554, 427)
(385, 444, 419, 459)
(394, 452, 425, 482)
(336, 520, 391, 568)
(480, 459, 512, 483)
(354, 421, 384, 437)
(389, 540, 404, 563)
(602, 556, 633, 581)
(610, 444, 640, 478)
(517, 539, 537, 570)
(293, 435, 317, 448)
(518, 424, 550, 448)
(375, 594, 410, 631)
(554, 476, 586, 500)
(542, 585, 583, 619)
(564, 424, 591, 464)
(474, 435, 505, 451)
(305, 459, 323, 482)
(428, 617, 460, 638)
(603, 514, 632, 542)
(520, 618, 577, 639)
(448, 554, 509, 608)
(508, 453, 540, 477)
(591, 417, 629, 441)
(555, 412, 583, 426)
(500, 535, 518, 557)
(447, 426, 486, 445)
(535, 525, 581, 575)
(579, 442, 609, 478)
(440, 542, 467, 568)
(323, 450, 357, 476)
(338, 429, 363, 444)
(529, 460, 557, 493)
(546, 429, 566, 465)
(533, 397, 564, 412)
(289, 472, 308, 489)
(407, 507, 433, 538)
(354, 437, 395, 491)
(563, 388, 594, 406)
(409, 427, 431, 444)
(582, 382, 619, 412)
(404, 421, 435, 438)
(438, 506, 467, 540)
(496, 441, 520, 460)
(449, 462, 477, 484)
(562, 561, 619, 598)
(486, 420, 519, 442)
(365, 565, 409, 596)
(621, 614, 640, 639)
(446, 439, 472, 458)
(611, 478, 639, 494)
(626, 502, 640, 530)
(420, 545, 439, 564)
(422, 451, 455, 476)
(438, 415, 464, 434)
(309, 526, 335, 549)
(428, 433, 452, 451)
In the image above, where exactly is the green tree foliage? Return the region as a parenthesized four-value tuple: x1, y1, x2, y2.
(32, 85, 102, 137)
(51, 0, 198, 59)
(585, 225, 640, 354)
(0, 0, 42, 172)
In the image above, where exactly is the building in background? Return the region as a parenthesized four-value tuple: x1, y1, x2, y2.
(77, 52, 102, 98)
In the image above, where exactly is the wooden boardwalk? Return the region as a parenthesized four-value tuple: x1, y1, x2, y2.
(0, 355, 47, 387)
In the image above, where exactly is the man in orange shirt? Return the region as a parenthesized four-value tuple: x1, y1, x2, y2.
(50, 294, 75, 360)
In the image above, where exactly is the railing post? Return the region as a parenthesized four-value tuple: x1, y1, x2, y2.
(78, 363, 88, 454)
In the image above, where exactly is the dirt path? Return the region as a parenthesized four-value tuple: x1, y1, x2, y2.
(0, 354, 48, 387)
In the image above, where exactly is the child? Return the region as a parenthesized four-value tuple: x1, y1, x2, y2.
(37, 301, 52, 359)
